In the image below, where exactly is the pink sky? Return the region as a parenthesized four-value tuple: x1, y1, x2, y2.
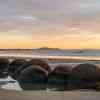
(0, 0, 100, 49)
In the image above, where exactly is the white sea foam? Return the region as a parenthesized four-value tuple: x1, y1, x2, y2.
(0, 76, 22, 91)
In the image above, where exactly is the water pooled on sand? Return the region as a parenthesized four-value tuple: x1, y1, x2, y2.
(0, 76, 22, 91)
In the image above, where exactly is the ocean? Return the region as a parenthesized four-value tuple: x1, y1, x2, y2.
(0, 49, 100, 63)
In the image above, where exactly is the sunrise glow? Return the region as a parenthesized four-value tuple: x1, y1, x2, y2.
(0, 0, 100, 49)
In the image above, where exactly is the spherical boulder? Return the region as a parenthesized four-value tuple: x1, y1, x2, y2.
(0, 58, 9, 78)
(8, 59, 27, 79)
(18, 65, 48, 90)
(48, 65, 72, 90)
(69, 63, 100, 89)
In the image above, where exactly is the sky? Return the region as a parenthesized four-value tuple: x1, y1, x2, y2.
(0, 0, 100, 49)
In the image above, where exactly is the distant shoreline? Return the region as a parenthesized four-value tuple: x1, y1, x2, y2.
(0, 53, 99, 63)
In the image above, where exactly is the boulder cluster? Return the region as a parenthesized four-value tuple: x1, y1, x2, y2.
(0, 58, 100, 91)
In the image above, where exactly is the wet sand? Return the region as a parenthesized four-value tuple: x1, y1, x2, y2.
(0, 90, 100, 100)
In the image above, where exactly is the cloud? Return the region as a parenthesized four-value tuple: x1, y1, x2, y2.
(16, 16, 38, 21)
(0, 0, 99, 37)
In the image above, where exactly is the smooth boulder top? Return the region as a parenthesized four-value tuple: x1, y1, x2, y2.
(52, 65, 72, 74)
(48, 65, 72, 81)
(70, 63, 100, 81)
(17, 59, 51, 75)
(27, 59, 51, 72)
(18, 65, 48, 82)
(10, 59, 27, 67)
(8, 59, 27, 73)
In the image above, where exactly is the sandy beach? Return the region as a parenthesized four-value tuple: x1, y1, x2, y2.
(0, 90, 100, 100)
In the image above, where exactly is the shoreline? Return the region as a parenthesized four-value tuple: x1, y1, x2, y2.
(0, 54, 100, 62)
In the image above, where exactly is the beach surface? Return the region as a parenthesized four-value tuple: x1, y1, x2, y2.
(0, 90, 100, 100)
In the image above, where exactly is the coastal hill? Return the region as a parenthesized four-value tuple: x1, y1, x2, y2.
(0, 48, 99, 55)
(35, 47, 62, 51)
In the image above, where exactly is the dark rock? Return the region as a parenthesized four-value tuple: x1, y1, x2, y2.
(8, 59, 27, 79)
(69, 63, 100, 90)
(27, 59, 51, 72)
(48, 65, 72, 91)
(16, 59, 51, 78)
(0, 58, 9, 78)
(18, 65, 48, 90)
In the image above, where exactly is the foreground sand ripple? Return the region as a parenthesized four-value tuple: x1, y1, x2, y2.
(0, 90, 100, 100)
